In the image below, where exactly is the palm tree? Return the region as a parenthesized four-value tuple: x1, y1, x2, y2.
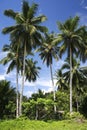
(55, 69, 68, 91)
(60, 58, 87, 111)
(0, 44, 22, 118)
(37, 32, 59, 113)
(56, 16, 86, 113)
(2, 1, 47, 115)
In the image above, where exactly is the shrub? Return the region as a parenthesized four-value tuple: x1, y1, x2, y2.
(65, 112, 84, 120)
(79, 95, 87, 118)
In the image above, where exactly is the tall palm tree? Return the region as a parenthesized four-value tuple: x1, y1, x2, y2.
(37, 32, 59, 113)
(0, 44, 22, 118)
(60, 58, 87, 111)
(2, 1, 47, 115)
(56, 16, 86, 113)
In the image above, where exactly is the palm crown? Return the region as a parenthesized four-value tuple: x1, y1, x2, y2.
(2, 1, 47, 52)
(57, 16, 86, 57)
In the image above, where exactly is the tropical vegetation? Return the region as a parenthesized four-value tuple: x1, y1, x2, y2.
(0, 1, 87, 129)
(0, 119, 87, 130)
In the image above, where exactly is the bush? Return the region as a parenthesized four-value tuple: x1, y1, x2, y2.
(79, 95, 87, 118)
(16, 115, 28, 121)
(65, 112, 84, 120)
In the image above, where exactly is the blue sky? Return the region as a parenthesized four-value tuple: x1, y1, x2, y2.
(0, 0, 87, 97)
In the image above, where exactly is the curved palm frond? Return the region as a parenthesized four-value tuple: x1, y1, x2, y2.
(25, 58, 41, 82)
(4, 9, 18, 19)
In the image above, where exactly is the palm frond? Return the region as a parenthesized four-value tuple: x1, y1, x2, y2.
(2, 26, 17, 34)
(29, 25, 36, 35)
(32, 15, 47, 24)
(70, 16, 80, 31)
(22, 1, 29, 18)
(25, 58, 40, 82)
(16, 14, 25, 24)
(0, 57, 10, 65)
(28, 3, 38, 19)
(2, 44, 10, 52)
(34, 25, 48, 33)
(6, 60, 16, 74)
(57, 22, 65, 32)
(59, 42, 67, 57)
(61, 63, 70, 70)
(4, 9, 18, 19)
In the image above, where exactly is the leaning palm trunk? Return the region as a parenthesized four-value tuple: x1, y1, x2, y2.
(50, 63, 56, 113)
(19, 44, 26, 116)
(16, 66, 19, 118)
(70, 46, 73, 113)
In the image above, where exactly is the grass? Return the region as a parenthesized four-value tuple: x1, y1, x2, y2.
(0, 119, 87, 130)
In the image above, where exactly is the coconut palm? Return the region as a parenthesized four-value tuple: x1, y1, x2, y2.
(55, 69, 68, 91)
(60, 58, 87, 111)
(56, 16, 86, 113)
(0, 44, 23, 118)
(37, 32, 59, 113)
(2, 1, 47, 115)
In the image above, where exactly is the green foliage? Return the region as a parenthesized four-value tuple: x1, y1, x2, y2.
(37, 32, 59, 67)
(30, 89, 45, 101)
(22, 90, 70, 120)
(0, 119, 87, 130)
(65, 112, 84, 120)
(1, 0, 87, 120)
(5, 101, 16, 119)
(56, 91, 69, 112)
(16, 115, 28, 121)
(0, 80, 16, 119)
(22, 100, 36, 120)
(79, 95, 87, 118)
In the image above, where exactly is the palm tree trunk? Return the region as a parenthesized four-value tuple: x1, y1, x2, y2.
(35, 105, 38, 120)
(70, 46, 73, 113)
(76, 97, 79, 112)
(19, 44, 26, 116)
(16, 66, 19, 118)
(50, 63, 56, 113)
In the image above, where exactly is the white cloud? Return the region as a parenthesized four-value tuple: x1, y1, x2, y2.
(18, 78, 52, 88)
(0, 52, 8, 60)
(23, 78, 57, 97)
(5, 70, 16, 79)
(25, 81, 36, 87)
(36, 78, 51, 87)
(3, 73, 53, 97)
(23, 90, 34, 98)
(0, 74, 5, 80)
(84, 6, 87, 9)
(23, 79, 52, 97)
